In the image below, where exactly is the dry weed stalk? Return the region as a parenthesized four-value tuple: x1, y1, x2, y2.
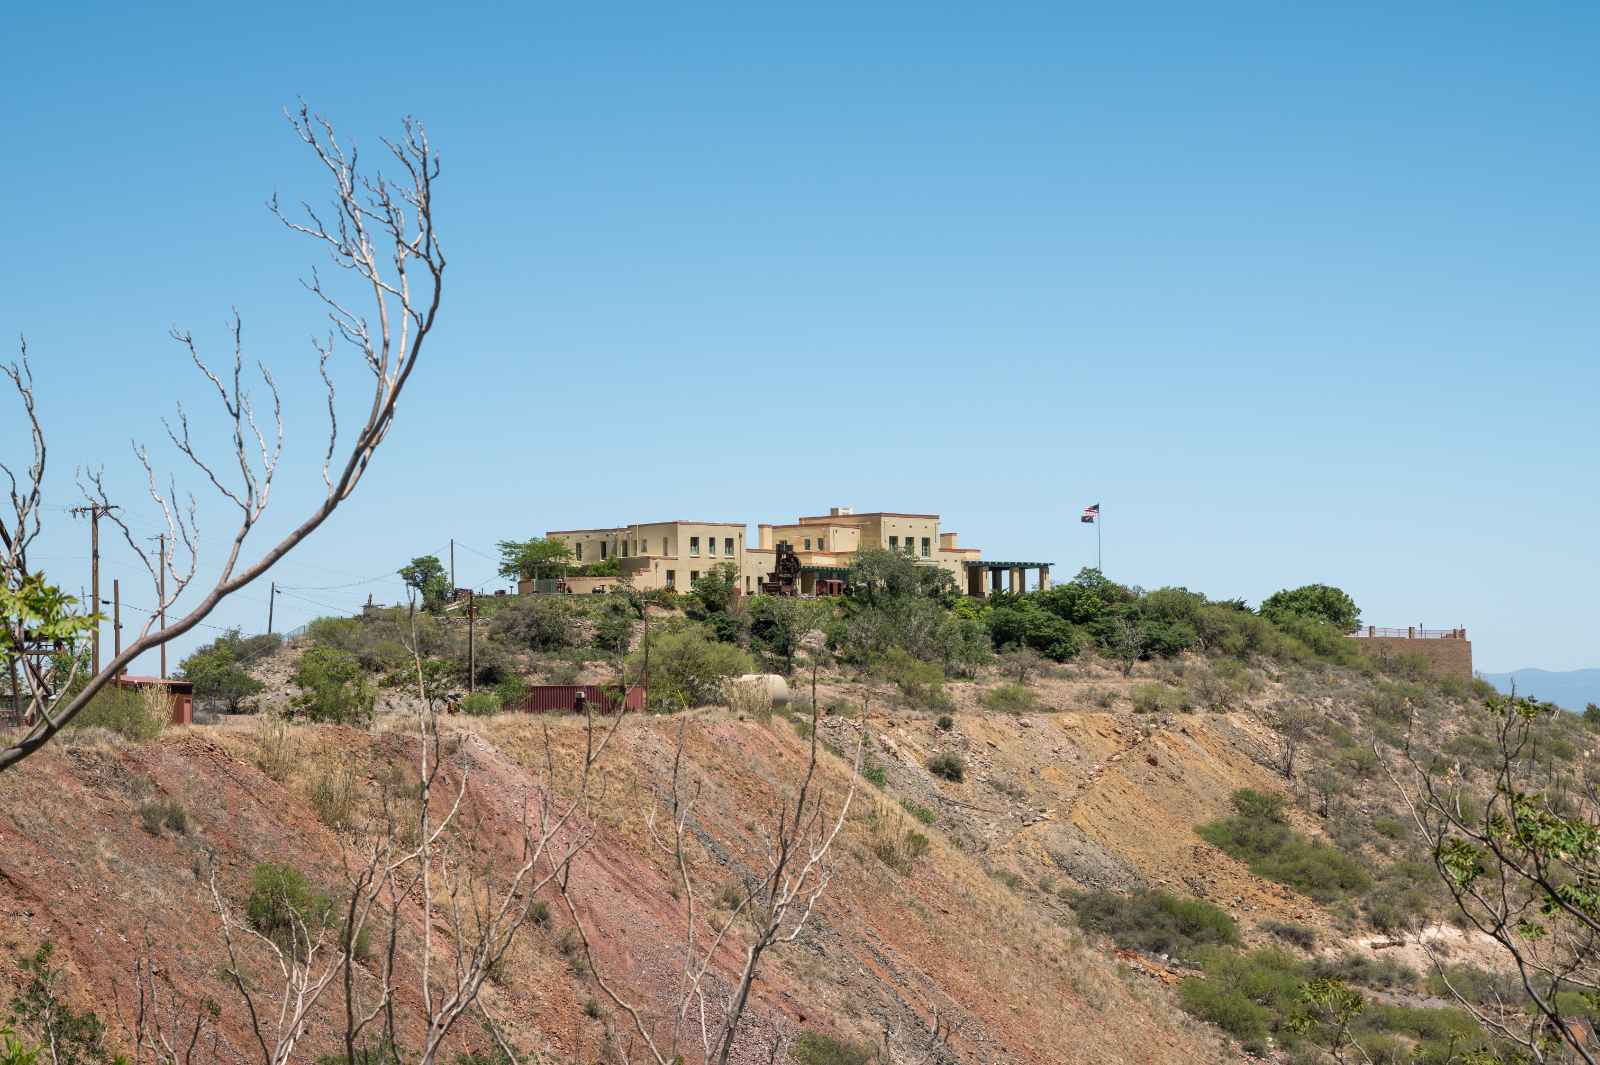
(122, 603, 628, 1065)
(560, 685, 864, 1065)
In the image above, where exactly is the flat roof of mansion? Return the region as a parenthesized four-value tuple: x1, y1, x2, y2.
(547, 521, 747, 534)
(794, 511, 940, 521)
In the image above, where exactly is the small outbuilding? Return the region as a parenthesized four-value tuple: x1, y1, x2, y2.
(114, 675, 195, 726)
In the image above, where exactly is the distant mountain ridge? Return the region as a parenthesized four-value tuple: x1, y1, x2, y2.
(1482, 668, 1600, 712)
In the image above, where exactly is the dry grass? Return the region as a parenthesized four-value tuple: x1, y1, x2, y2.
(253, 715, 300, 782)
(723, 677, 774, 719)
(305, 753, 358, 830)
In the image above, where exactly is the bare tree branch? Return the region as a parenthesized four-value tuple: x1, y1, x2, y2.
(1, 105, 445, 772)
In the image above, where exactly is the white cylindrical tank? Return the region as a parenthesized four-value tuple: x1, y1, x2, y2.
(729, 673, 790, 707)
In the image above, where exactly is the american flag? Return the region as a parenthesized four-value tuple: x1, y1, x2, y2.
(1081, 503, 1100, 524)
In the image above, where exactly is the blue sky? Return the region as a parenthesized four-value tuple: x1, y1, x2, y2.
(3, 2, 1596, 673)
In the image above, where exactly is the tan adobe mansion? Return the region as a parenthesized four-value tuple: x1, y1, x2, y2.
(532, 507, 1052, 598)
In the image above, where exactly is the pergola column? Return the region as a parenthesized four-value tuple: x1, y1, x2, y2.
(1039, 565, 1051, 591)
(968, 565, 985, 598)
(1012, 566, 1025, 594)
(990, 568, 1003, 595)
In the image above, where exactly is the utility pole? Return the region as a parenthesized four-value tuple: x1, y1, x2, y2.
(69, 503, 118, 675)
(450, 539, 456, 593)
(467, 589, 476, 694)
(112, 579, 122, 677)
(158, 533, 167, 679)
(267, 581, 276, 634)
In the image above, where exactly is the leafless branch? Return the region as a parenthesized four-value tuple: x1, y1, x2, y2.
(1, 104, 445, 772)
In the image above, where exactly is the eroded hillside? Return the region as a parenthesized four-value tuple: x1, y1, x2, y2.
(0, 690, 1243, 1065)
(5, 592, 1597, 1065)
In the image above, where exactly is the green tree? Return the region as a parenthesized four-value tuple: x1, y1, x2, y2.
(292, 646, 375, 725)
(690, 562, 741, 616)
(1259, 584, 1360, 632)
(496, 538, 573, 581)
(1584, 702, 1600, 728)
(1399, 693, 1600, 1063)
(1, 573, 99, 707)
(628, 625, 753, 710)
(985, 599, 1080, 661)
(399, 554, 451, 612)
(749, 597, 822, 674)
(179, 628, 278, 712)
(593, 597, 636, 654)
(846, 549, 955, 604)
(933, 612, 992, 678)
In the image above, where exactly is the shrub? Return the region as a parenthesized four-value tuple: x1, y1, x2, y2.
(927, 752, 965, 782)
(985, 601, 1081, 661)
(246, 863, 368, 959)
(628, 626, 754, 710)
(790, 1032, 875, 1065)
(1070, 890, 1240, 961)
(1130, 682, 1188, 714)
(980, 683, 1038, 715)
(1261, 919, 1317, 950)
(70, 685, 166, 740)
(876, 648, 950, 710)
(1197, 790, 1371, 902)
(488, 597, 574, 652)
(138, 798, 188, 836)
(307, 609, 445, 672)
(1309, 952, 1417, 991)
(935, 714, 954, 730)
(1179, 947, 1305, 1053)
(870, 815, 931, 874)
(1178, 976, 1273, 1049)
(493, 674, 529, 709)
(292, 646, 375, 725)
(1190, 664, 1246, 712)
(460, 691, 501, 717)
(900, 799, 936, 825)
(246, 863, 335, 951)
(593, 611, 634, 653)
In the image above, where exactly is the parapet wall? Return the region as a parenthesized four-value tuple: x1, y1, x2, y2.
(1348, 635, 1473, 680)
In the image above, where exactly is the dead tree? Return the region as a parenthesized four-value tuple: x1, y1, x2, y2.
(1269, 700, 1317, 782)
(1, 103, 444, 772)
(560, 673, 864, 1065)
(121, 605, 626, 1065)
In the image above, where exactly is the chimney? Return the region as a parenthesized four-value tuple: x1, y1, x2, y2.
(758, 524, 774, 549)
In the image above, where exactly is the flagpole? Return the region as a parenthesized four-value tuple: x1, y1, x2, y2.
(1097, 508, 1103, 573)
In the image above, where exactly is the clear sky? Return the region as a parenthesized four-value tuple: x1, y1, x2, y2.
(3, 2, 1596, 674)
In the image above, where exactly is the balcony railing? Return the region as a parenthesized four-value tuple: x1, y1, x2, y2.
(1348, 626, 1468, 640)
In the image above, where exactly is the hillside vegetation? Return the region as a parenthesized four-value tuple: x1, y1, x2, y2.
(5, 554, 1598, 1065)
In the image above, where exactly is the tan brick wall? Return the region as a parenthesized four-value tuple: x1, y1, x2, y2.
(1349, 637, 1473, 680)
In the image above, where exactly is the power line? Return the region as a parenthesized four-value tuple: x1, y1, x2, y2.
(455, 541, 500, 563)
(275, 544, 450, 592)
(274, 587, 361, 614)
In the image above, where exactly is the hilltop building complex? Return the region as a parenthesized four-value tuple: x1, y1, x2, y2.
(528, 507, 1051, 599)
